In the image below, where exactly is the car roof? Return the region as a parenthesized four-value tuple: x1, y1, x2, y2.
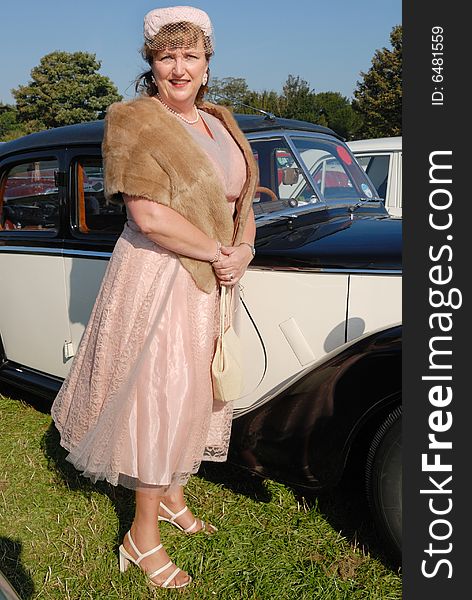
(347, 136, 402, 153)
(235, 114, 342, 138)
(0, 113, 343, 157)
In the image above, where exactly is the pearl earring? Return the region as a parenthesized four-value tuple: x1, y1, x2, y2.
(202, 73, 208, 86)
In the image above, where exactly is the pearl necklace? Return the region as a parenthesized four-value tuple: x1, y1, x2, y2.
(155, 94, 200, 124)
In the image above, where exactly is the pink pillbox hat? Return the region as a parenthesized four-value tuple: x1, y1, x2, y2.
(143, 6, 214, 50)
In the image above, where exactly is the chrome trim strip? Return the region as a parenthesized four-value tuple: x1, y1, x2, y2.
(251, 265, 402, 275)
(0, 246, 401, 273)
(0, 245, 62, 256)
(0, 246, 112, 258)
(62, 248, 112, 258)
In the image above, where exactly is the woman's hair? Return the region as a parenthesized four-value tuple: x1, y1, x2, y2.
(135, 21, 213, 106)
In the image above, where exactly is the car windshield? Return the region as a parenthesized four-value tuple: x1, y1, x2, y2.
(253, 134, 380, 223)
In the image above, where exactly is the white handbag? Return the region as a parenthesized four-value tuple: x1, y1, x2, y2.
(211, 285, 242, 402)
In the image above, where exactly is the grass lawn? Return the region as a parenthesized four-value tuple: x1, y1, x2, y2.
(0, 391, 402, 599)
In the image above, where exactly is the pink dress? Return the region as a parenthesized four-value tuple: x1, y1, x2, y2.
(51, 109, 247, 493)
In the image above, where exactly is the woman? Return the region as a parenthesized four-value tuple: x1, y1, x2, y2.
(51, 5, 257, 590)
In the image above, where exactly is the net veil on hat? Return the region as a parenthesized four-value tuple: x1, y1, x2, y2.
(143, 6, 214, 53)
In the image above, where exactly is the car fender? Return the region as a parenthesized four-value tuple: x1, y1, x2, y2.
(229, 325, 401, 489)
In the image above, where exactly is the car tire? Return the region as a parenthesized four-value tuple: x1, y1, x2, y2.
(365, 405, 402, 563)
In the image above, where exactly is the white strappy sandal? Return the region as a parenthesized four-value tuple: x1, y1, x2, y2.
(118, 530, 191, 589)
(158, 501, 218, 534)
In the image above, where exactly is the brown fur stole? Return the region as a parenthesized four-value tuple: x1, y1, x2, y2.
(102, 96, 258, 293)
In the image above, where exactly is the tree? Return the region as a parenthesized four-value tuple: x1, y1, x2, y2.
(238, 89, 283, 116)
(314, 92, 363, 140)
(280, 75, 319, 123)
(207, 77, 250, 107)
(206, 73, 364, 137)
(353, 25, 402, 137)
(0, 103, 27, 141)
(12, 51, 122, 132)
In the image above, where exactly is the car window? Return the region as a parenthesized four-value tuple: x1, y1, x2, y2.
(74, 158, 125, 234)
(291, 137, 376, 202)
(249, 138, 317, 213)
(356, 154, 391, 200)
(0, 159, 59, 232)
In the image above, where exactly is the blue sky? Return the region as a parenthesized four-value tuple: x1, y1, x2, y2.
(0, 0, 401, 105)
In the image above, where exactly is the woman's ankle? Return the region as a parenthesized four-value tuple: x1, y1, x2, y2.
(162, 487, 185, 507)
(129, 522, 160, 545)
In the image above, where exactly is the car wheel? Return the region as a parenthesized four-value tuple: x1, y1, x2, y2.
(365, 405, 402, 562)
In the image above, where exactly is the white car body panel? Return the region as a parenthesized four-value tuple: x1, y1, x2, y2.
(0, 252, 71, 377)
(62, 254, 109, 358)
(347, 274, 402, 342)
(0, 253, 401, 412)
(48, 261, 352, 413)
(235, 269, 349, 410)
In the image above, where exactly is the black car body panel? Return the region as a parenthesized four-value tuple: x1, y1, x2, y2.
(255, 212, 402, 271)
(230, 325, 401, 489)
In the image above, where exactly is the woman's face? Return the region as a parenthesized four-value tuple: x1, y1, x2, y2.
(152, 36, 208, 110)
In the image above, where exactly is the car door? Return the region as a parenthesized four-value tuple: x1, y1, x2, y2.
(0, 150, 73, 377)
(61, 148, 124, 360)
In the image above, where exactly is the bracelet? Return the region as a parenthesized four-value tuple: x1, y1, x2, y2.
(209, 241, 222, 264)
(239, 242, 256, 258)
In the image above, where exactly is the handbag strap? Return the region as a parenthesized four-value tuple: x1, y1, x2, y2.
(219, 286, 233, 337)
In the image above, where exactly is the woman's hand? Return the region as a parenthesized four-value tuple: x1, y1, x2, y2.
(212, 244, 253, 286)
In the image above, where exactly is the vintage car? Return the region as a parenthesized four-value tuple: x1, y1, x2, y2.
(348, 136, 402, 217)
(0, 112, 402, 561)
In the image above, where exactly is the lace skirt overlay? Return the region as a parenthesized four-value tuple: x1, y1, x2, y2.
(51, 223, 233, 493)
